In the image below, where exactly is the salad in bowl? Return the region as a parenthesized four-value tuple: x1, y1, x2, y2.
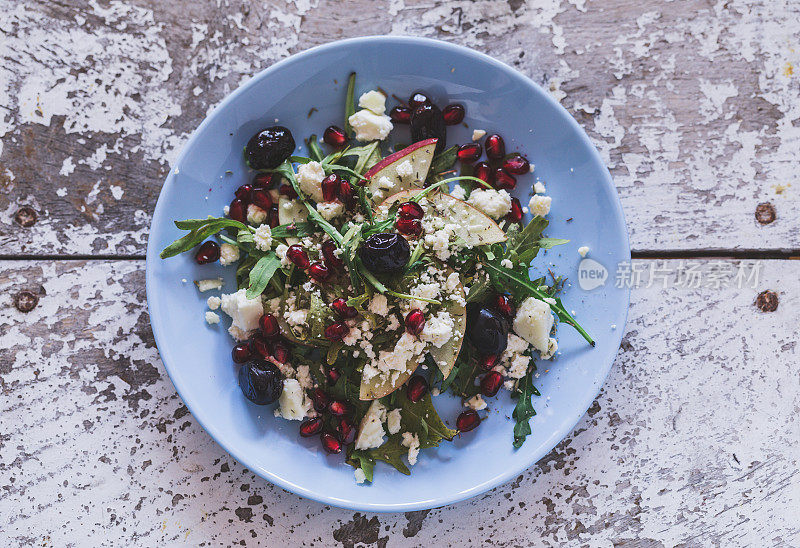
(160, 74, 593, 484)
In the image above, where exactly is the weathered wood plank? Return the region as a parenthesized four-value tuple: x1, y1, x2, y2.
(0, 0, 798, 255)
(1, 259, 797, 545)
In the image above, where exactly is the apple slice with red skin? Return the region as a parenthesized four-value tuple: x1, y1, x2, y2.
(364, 138, 437, 203)
(377, 189, 507, 247)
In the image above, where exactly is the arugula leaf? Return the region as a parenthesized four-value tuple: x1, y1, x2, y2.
(344, 72, 356, 138)
(161, 218, 250, 259)
(308, 292, 336, 340)
(305, 135, 324, 162)
(482, 261, 594, 346)
(368, 437, 411, 475)
(246, 252, 280, 298)
(304, 203, 343, 244)
(512, 368, 540, 448)
(397, 391, 457, 445)
(426, 145, 458, 182)
(270, 221, 317, 239)
(505, 217, 548, 265)
(537, 237, 570, 249)
(347, 450, 375, 482)
(339, 141, 380, 175)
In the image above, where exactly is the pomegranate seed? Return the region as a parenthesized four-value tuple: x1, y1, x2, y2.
(269, 205, 279, 228)
(311, 388, 330, 413)
(506, 197, 523, 224)
(321, 432, 342, 453)
(479, 354, 499, 371)
(324, 321, 349, 341)
(330, 298, 357, 319)
(228, 198, 247, 223)
(326, 367, 341, 386)
(336, 418, 356, 445)
(321, 174, 341, 202)
(485, 134, 505, 160)
(250, 335, 272, 360)
(259, 313, 280, 338)
(251, 188, 273, 210)
(409, 91, 431, 109)
(456, 409, 481, 432)
(338, 180, 356, 207)
(503, 153, 530, 175)
(395, 218, 422, 237)
(398, 201, 424, 220)
(287, 245, 310, 269)
(457, 143, 482, 164)
(481, 371, 504, 397)
(308, 262, 331, 282)
(299, 417, 323, 437)
(195, 241, 220, 264)
(328, 400, 348, 416)
(442, 103, 465, 125)
(390, 105, 412, 123)
(406, 375, 428, 403)
(252, 172, 274, 189)
(279, 184, 298, 199)
(494, 294, 515, 318)
(272, 341, 290, 363)
(321, 240, 343, 269)
(473, 162, 493, 187)
(494, 168, 516, 190)
(323, 125, 347, 147)
(235, 184, 253, 202)
(405, 309, 425, 335)
(231, 343, 253, 364)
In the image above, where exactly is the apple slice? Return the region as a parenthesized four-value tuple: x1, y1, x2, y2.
(364, 139, 437, 202)
(277, 196, 308, 245)
(359, 333, 427, 400)
(428, 268, 466, 379)
(378, 189, 507, 247)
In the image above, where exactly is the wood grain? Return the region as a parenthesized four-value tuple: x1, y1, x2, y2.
(1, 259, 797, 545)
(0, 0, 798, 255)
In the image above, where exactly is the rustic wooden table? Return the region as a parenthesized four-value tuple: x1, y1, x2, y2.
(2, 1, 798, 546)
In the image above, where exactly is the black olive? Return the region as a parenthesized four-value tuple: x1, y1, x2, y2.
(466, 304, 509, 355)
(410, 103, 446, 153)
(358, 233, 410, 274)
(239, 360, 283, 405)
(245, 126, 296, 170)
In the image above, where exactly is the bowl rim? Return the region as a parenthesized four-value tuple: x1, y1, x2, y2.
(145, 35, 631, 512)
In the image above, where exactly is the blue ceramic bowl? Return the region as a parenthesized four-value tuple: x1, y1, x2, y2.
(146, 36, 630, 512)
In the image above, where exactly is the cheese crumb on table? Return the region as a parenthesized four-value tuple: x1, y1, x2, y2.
(348, 109, 393, 142)
(196, 278, 223, 292)
(205, 311, 220, 325)
(220, 289, 263, 334)
(465, 394, 487, 411)
(358, 90, 386, 115)
(578, 245, 590, 257)
(528, 195, 552, 217)
(472, 129, 486, 141)
(207, 296, 221, 310)
(354, 468, 367, 484)
(534, 181, 546, 194)
(467, 188, 512, 219)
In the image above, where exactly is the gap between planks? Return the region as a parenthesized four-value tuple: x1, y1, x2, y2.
(0, 250, 799, 261)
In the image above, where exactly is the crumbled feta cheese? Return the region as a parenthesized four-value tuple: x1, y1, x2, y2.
(247, 203, 268, 225)
(420, 310, 455, 348)
(423, 226, 453, 261)
(401, 432, 420, 466)
(377, 175, 395, 191)
(513, 297, 554, 352)
(445, 272, 461, 292)
(507, 353, 531, 379)
(205, 311, 220, 325)
(540, 337, 558, 360)
(275, 243, 290, 266)
(500, 258, 513, 269)
(578, 246, 590, 257)
(362, 333, 426, 383)
(409, 282, 441, 311)
(387, 314, 400, 331)
(275, 379, 311, 421)
(355, 401, 387, 450)
(467, 188, 512, 219)
(348, 109, 393, 142)
(316, 200, 344, 221)
(253, 224, 273, 251)
(395, 159, 413, 179)
(472, 129, 486, 141)
(295, 365, 313, 390)
(529, 195, 552, 217)
(358, 90, 386, 115)
(207, 296, 221, 310)
(505, 333, 529, 356)
(534, 181, 546, 194)
(368, 294, 389, 316)
(285, 309, 308, 327)
(465, 394, 487, 411)
(219, 243, 240, 266)
(450, 184, 467, 200)
(196, 278, 223, 292)
(296, 161, 325, 202)
(342, 324, 362, 346)
(223, 205, 230, 216)
(386, 409, 402, 435)
(220, 289, 263, 334)
(354, 468, 367, 484)
(228, 325, 249, 341)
